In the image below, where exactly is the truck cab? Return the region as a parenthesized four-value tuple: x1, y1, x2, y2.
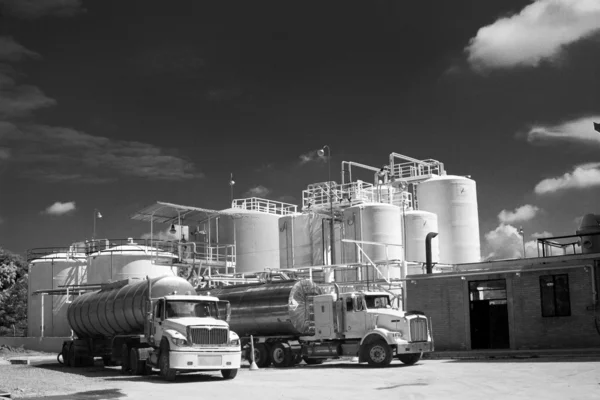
(309, 290, 433, 367)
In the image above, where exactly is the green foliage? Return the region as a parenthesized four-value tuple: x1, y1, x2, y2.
(0, 248, 29, 336)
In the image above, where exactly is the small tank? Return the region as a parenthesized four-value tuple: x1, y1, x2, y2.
(279, 213, 326, 268)
(577, 214, 600, 254)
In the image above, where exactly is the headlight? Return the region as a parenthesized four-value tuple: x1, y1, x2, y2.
(170, 337, 188, 346)
(230, 338, 240, 346)
(393, 331, 404, 339)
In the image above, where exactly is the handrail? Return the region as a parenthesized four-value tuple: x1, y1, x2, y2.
(232, 197, 298, 215)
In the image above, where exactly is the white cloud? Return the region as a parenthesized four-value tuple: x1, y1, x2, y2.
(466, 0, 600, 71)
(244, 185, 271, 198)
(483, 223, 546, 260)
(531, 231, 553, 239)
(299, 149, 327, 165)
(535, 162, 600, 194)
(43, 201, 76, 216)
(0, 36, 40, 61)
(498, 204, 541, 224)
(1, 124, 204, 182)
(526, 116, 600, 146)
(141, 225, 188, 241)
(0, 0, 85, 19)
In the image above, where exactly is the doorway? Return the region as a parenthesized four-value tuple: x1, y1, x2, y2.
(469, 279, 510, 349)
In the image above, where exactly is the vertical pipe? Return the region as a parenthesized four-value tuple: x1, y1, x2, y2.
(40, 294, 45, 338)
(426, 232, 438, 274)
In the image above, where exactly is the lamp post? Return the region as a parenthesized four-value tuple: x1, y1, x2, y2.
(519, 226, 526, 258)
(92, 209, 102, 240)
(318, 145, 335, 265)
(229, 173, 235, 206)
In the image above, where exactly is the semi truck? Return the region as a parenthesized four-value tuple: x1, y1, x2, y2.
(203, 279, 433, 368)
(60, 275, 241, 381)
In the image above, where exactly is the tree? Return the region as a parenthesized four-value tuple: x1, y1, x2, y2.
(0, 248, 29, 336)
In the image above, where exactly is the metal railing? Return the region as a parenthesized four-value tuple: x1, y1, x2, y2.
(232, 197, 298, 215)
(389, 155, 445, 182)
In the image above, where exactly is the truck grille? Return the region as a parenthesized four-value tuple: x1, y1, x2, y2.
(409, 317, 428, 342)
(189, 327, 228, 345)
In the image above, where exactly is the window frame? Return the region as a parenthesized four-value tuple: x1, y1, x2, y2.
(539, 274, 571, 318)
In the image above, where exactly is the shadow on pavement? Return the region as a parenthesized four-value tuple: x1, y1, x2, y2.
(19, 389, 125, 400)
(444, 355, 600, 363)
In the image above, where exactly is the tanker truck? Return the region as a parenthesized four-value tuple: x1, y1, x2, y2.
(203, 279, 433, 368)
(61, 275, 241, 381)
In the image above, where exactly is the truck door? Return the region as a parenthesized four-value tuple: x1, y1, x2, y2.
(153, 299, 165, 346)
(343, 295, 367, 339)
(314, 298, 334, 338)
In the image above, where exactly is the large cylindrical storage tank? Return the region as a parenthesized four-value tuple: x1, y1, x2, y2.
(416, 175, 481, 264)
(279, 213, 326, 268)
(403, 210, 439, 263)
(28, 252, 87, 337)
(68, 275, 195, 338)
(576, 214, 600, 254)
(204, 280, 322, 337)
(215, 209, 281, 274)
(87, 240, 177, 284)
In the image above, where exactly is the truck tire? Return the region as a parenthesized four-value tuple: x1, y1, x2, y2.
(129, 347, 147, 375)
(121, 344, 130, 374)
(302, 357, 324, 365)
(270, 343, 293, 368)
(249, 344, 271, 368)
(397, 352, 422, 365)
(364, 341, 392, 368)
(159, 341, 177, 382)
(221, 369, 238, 380)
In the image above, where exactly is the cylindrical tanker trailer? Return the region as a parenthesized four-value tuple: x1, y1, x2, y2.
(61, 275, 242, 381)
(201, 279, 434, 368)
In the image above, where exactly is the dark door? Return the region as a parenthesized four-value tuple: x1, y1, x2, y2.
(469, 279, 509, 349)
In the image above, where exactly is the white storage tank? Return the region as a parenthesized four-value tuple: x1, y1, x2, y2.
(87, 239, 177, 284)
(279, 213, 326, 268)
(576, 214, 600, 254)
(216, 209, 281, 273)
(403, 210, 439, 263)
(28, 250, 87, 337)
(416, 175, 481, 264)
(341, 203, 403, 279)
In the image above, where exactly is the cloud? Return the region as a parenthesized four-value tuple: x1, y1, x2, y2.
(243, 185, 271, 198)
(299, 149, 327, 165)
(0, 0, 85, 19)
(531, 231, 553, 239)
(498, 204, 541, 224)
(483, 223, 547, 260)
(465, 0, 600, 71)
(43, 201, 76, 216)
(525, 116, 600, 147)
(0, 36, 40, 61)
(535, 162, 600, 194)
(0, 147, 10, 160)
(141, 225, 188, 241)
(1, 124, 204, 182)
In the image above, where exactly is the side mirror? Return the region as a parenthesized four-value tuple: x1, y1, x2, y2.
(217, 300, 231, 323)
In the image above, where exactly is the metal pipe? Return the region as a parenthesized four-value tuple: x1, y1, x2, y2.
(341, 161, 381, 185)
(425, 232, 438, 274)
(40, 293, 44, 338)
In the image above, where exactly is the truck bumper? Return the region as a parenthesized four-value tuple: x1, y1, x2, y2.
(395, 341, 434, 354)
(169, 349, 241, 370)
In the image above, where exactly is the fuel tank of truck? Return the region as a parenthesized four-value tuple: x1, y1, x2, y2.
(67, 275, 195, 338)
(204, 280, 322, 337)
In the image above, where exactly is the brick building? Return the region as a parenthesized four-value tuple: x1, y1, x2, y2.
(406, 253, 600, 351)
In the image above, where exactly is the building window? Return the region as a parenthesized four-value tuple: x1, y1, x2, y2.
(539, 274, 571, 317)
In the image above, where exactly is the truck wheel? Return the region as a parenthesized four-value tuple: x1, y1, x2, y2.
(365, 341, 392, 367)
(159, 343, 177, 382)
(270, 343, 293, 368)
(121, 344, 130, 373)
(397, 352, 422, 366)
(302, 357, 324, 365)
(129, 348, 146, 375)
(221, 369, 238, 380)
(249, 344, 271, 368)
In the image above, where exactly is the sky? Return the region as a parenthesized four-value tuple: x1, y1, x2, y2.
(0, 0, 599, 260)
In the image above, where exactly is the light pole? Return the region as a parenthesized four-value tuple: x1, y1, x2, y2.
(93, 209, 102, 240)
(318, 145, 335, 265)
(229, 173, 235, 206)
(519, 226, 526, 258)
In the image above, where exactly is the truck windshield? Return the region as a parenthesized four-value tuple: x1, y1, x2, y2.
(166, 301, 218, 319)
(364, 295, 391, 309)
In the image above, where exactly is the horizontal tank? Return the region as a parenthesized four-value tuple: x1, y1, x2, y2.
(204, 280, 322, 337)
(87, 239, 178, 284)
(28, 251, 87, 337)
(68, 275, 195, 339)
(416, 175, 481, 264)
(279, 213, 326, 268)
(403, 210, 439, 263)
(215, 209, 281, 274)
(577, 214, 600, 254)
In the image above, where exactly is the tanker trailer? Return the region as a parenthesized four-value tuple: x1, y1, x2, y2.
(203, 279, 433, 368)
(61, 275, 241, 381)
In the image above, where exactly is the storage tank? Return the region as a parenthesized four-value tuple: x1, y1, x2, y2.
(28, 251, 87, 337)
(67, 275, 195, 338)
(204, 280, 322, 337)
(576, 214, 600, 254)
(403, 210, 439, 263)
(342, 203, 403, 266)
(87, 239, 177, 284)
(416, 175, 481, 264)
(214, 209, 281, 274)
(279, 213, 326, 268)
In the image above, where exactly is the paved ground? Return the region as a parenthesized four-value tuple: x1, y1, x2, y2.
(1, 356, 600, 400)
